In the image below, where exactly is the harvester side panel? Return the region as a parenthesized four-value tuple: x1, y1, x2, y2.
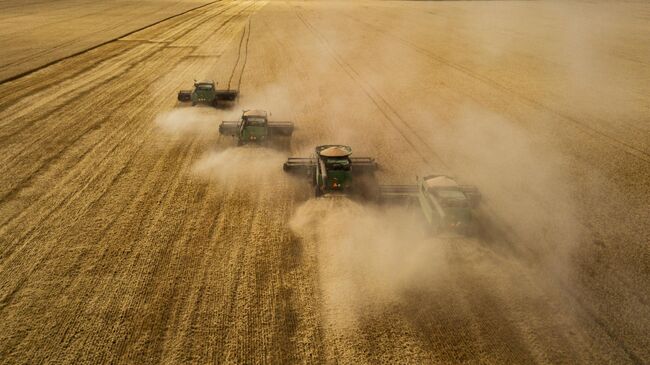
(283, 157, 316, 173)
(379, 185, 418, 196)
(178, 90, 192, 101)
(219, 121, 241, 136)
(380, 184, 420, 205)
(267, 122, 294, 136)
(459, 185, 482, 207)
(214, 89, 239, 101)
(350, 157, 377, 173)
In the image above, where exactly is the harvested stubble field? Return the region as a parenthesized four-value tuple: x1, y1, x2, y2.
(0, 1, 649, 364)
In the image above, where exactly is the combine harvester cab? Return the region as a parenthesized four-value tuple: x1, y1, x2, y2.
(283, 144, 377, 198)
(380, 175, 481, 236)
(177, 80, 238, 107)
(219, 110, 294, 146)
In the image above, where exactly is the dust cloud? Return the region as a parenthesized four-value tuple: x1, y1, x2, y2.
(191, 147, 286, 187)
(153, 106, 286, 188)
(426, 105, 582, 279)
(154, 107, 220, 137)
(236, 83, 293, 118)
(289, 197, 448, 325)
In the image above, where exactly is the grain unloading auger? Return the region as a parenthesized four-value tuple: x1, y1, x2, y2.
(220, 110, 293, 145)
(177, 80, 238, 107)
(380, 175, 481, 235)
(283, 145, 377, 197)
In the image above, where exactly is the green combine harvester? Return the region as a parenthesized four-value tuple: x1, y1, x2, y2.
(283, 145, 377, 197)
(219, 110, 294, 145)
(177, 80, 238, 107)
(381, 175, 481, 235)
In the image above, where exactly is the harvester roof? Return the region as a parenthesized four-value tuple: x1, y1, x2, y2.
(243, 109, 268, 118)
(194, 81, 215, 91)
(424, 175, 459, 188)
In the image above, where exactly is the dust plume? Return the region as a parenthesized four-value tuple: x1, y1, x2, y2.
(235, 83, 293, 118)
(289, 198, 448, 326)
(192, 146, 286, 188)
(425, 105, 582, 278)
(152, 92, 292, 188)
(154, 107, 220, 137)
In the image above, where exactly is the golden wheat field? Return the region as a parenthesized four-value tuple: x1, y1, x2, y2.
(0, 1, 649, 364)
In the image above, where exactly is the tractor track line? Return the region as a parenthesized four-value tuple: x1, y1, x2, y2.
(0, 0, 223, 86)
(236, 17, 253, 92)
(173, 1, 256, 54)
(80, 144, 195, 363)
(227, 22, 247, 90)
(213, 201, 259, 364)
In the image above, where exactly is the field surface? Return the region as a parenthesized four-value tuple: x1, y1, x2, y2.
(0, 1, 649, 364)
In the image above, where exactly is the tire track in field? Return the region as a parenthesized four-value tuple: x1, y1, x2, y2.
(228, 18, 251, 92)
(63, 145, 196, 364)
(226, 10, 254, 94)
(227, 20, 248, 90)
(236, 17, 252, 91)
